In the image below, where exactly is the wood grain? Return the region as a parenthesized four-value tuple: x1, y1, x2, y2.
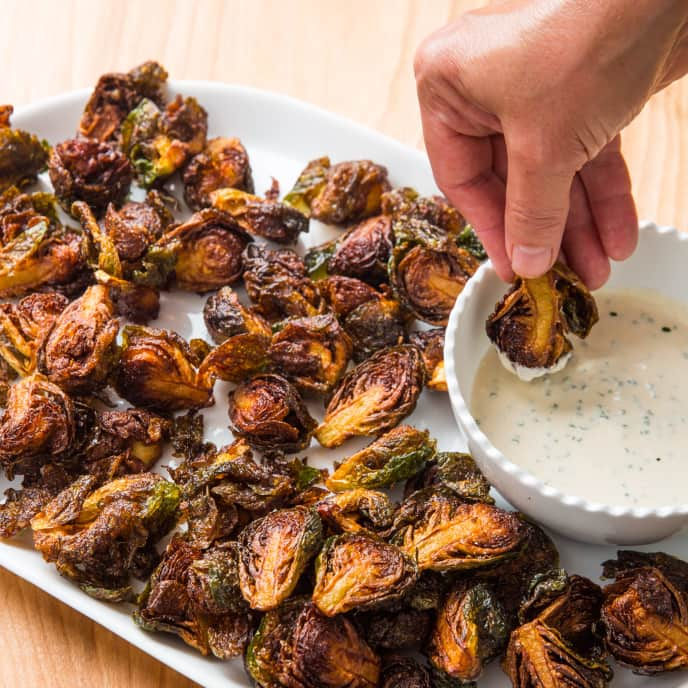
(0, 1, 687, 686)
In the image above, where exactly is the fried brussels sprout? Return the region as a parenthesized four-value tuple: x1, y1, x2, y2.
(183, 137, 254, 209)
(268, 313, 352, 394)
(0, 193, 86, 298)
(476, 518, 559, 627)
(458, 224, 487, 261)
(326, 425, 435, 491)
(210, 187, 309, 244)
(390, 218, 479, 326)
(31, 472, 181, 600)
(228, 373, 316, 452)
(0, 374, 75, 478)
(392, 489, 526, 571)
(306, 214, 393, 284)
(315, 345, 425, 448)
(78, 61, 168, 142)
(504, 572, 612, 688)
(246, 598, 381, 688)
(486, 261, 599, 379)
(198, 332, 271, 386)
(39, 284, 119, 394)
(504, 618, 613, 688)
(243, 243, 326, 321)
(114, 325, 213, 411)
(381, 656, 431, 688)
(202, 286, 270, 345)
(404, 451, 493, 504)
(238, 506, 323, 611)
(0, 292, 67, 376)
(381, 187, 464, 233)
(158, 208, 252, 292)
(135, 538, 251, 658)
(83, 407, 170, 472)
(285, 156, 390, 225)
(428, 581, 508, 682)
(363, 609, 433, 651)
(48, 138, 133, 214)
(315, 489, 395, 535)
(0, 105, 49, 193)
(600, 550, 688, 674)
(121, 96, 207, 187)
(171, 438, 303, 519)
(318, 275, 409, 361)
(312, 532, 419, 616)
(410, 328, 446, 391)
(103, 191, 172, 264)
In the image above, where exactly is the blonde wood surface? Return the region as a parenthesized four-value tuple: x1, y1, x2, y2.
(0, 1, 687, 686)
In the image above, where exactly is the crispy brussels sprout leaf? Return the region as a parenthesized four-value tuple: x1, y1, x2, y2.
(49, 138, 133, 214)
(326, 425, 435, 491)
(381, 656, 431, 688)
(39, 284, 119, 394)
(31, 473, 181, 598)
(228, 373, 316, 453)
(78, 61, 168, 142)
(243, 243, 326, 321)
(268, 313, 352, 394)
(0, 214, 86, 298)
(197, 331, 270, 386)
(315, 345, 426, 448)
(458, 224, 487, 261)
(121, 96, 207, 187)
(486, 261, 599, 377)
(428, 581, 508, 682)
(390, 218, 479, 326)
(285, 157, 390, 225)
(246, 598, 380, 688)
(504, 619, 613, 688)
(0, 106, 49, 193)
(184, 137, 254, 209)
(601, 550, 688, 674)
(0, 291, 67, 377)
(410, 328, 447, 391)
(404, 451, 493, 504)
(158, 208, 252, 292)
(313, 532, 419, 616)
(114, 325, 213, 411)
(210, 187, 308, 244)
(135, 538, 251, 659)
(0, 374, 75, 478)
(238, 506, 323, 611)
(393, 489, 527, 571)
(315, 488, 395, 535)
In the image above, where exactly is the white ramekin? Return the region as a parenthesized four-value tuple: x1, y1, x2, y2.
(445, 222, 688, 545)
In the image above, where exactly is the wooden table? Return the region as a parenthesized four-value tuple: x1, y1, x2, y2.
(1, 1, 687, 686)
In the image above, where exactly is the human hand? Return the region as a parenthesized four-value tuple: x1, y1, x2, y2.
(415, 0, 688, 288)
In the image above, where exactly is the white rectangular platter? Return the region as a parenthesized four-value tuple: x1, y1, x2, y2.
(8, 83, 688, 687)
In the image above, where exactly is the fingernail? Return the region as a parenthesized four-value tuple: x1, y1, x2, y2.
(511, 245, 553, 278)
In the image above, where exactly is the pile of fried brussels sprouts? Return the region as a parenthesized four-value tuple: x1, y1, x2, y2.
(1, 62, 686, 688)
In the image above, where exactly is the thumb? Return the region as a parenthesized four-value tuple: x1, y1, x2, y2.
(505, 147, 574, 278)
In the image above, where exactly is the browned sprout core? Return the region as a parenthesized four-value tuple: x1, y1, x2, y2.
(228, 373, 316, 452)
(159, 208, 252, 292)
(48, 138, 133, 214)
(486, 261, 599, 371)
(183, 137, 254, 209)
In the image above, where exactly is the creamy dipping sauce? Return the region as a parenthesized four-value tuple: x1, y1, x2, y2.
(470, 288, 688, 508)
